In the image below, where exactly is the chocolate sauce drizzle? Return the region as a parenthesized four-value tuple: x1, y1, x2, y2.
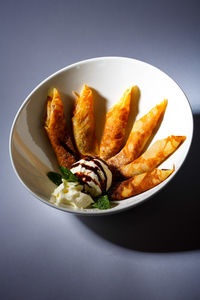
(71, 156, 108, 194)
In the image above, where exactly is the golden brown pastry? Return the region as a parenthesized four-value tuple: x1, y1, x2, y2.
(44, 88, 77, 168)
(120, 135, 186, 177)
(99, 87, 132, 160)
(110, 168, 174, 200)
(72, 84, 99, 156)
(107, 99, 168, 169)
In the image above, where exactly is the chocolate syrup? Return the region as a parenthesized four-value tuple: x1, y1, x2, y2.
(92, 159, 107, 194)
(71, 156, 108, 194)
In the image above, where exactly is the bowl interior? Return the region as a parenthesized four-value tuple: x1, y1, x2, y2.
(10, 57, 193, 215)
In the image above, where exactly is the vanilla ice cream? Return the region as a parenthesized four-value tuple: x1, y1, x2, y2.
(70, 156, 112, 197)
(50, 180, 94, 209)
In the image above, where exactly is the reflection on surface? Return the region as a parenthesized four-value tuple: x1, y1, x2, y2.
(13, 130, 49, 174)
(77, 114, 199, 253)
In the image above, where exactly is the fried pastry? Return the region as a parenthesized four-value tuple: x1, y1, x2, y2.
(120, 135, 186, 177)
(72, 84, 99, 156)
(44, 88, 77, 168)
(99, 87, 132, 160)
(110, 168, 174, 200)
(107, 99, 168, 168)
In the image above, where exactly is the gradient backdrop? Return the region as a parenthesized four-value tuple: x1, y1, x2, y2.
(1, 0, 200, 299)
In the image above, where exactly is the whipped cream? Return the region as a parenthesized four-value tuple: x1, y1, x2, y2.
(50, 180, 94, 209)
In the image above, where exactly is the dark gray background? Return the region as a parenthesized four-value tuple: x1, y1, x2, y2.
(1, 0, 200, 299)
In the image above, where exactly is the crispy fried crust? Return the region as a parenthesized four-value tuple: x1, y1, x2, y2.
(120, 135, 186, 177)
(110, 168, 174, 200)
(72, 85, 99, 156)
(107, 99, 168, 168)
(99, 87, 132, 160)
(44, 88, 77, 168)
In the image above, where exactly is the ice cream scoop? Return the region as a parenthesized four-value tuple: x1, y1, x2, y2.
(70, 156, 112, 197)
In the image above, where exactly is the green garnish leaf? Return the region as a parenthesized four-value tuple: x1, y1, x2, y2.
(47, 166, 78, 185)
(60, 166, 79, 182)
(92, 195, 111, 210)
(47, 172, 62, 186)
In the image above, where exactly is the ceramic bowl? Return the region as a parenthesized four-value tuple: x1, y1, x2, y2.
(9, 57, 193, 215)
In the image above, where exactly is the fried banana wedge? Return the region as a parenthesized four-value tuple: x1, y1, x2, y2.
(44, 88, 77, 168)
(107, 99, 168, 168)
(72, 84, 99, 156)
(110, 168, 174, 200)
(120, 135, 186, 177)
(100, 87, 133, 160)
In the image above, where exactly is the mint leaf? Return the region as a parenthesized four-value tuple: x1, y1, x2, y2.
(47, 172, 62, 186)
(60, 166, 79, 182)
(47, 166, 79, 185)
(92, 195, 111, 210)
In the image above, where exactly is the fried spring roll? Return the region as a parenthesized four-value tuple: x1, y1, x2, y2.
(120, 135, 186, 177)
(100, 87, 132, 160)
(44, 88, 77, 168)
(110, 168, 174, 200)
(72, 84, 99, 156)
(107, 99, 168, 168)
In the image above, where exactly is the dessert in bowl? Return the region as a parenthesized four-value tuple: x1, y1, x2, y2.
(9, 57, 193, 215)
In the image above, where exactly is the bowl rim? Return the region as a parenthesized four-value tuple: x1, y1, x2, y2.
(9, 56, 194, 216)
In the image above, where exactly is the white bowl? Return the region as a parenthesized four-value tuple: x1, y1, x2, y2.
(9, 57, 193, 215)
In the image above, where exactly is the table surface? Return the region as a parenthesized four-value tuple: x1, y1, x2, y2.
(1, 0, 200, 299)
